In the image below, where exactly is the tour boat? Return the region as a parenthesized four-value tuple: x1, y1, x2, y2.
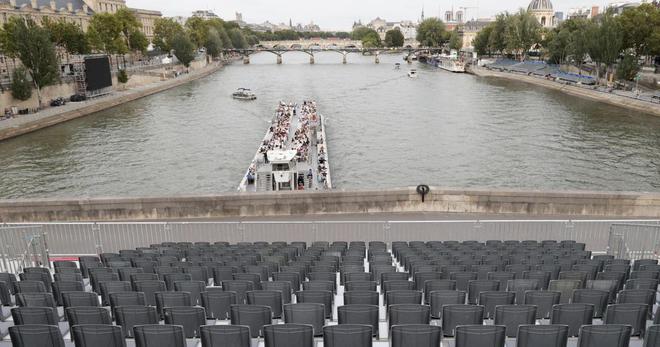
(238, 101, 332, 192)
(395, 63, 401, 69)
(232, 88, 257, 100)
(408, 69, 418, 78)
(426, 50, 466, 73)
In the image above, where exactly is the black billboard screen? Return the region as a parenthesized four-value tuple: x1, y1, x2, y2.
(84, 56, 112, 91)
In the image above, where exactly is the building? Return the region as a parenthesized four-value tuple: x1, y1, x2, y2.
(365, 17, 418, 40)
(130, 7, 160, 39)
(171, 15, 187, 26)
(191, 9, 218, 20)
(528, 0, 556, 28)
(555, 11, 564, 22)
(566, 6, 598, 19)
(0, 0, 94, 28)
(458, 19, 494, 50)
(84, 0, 123, 13)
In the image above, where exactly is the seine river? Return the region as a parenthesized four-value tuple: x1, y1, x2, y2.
(0, 52, 659, 198)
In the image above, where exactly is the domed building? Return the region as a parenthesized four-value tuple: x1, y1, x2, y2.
(528, 0, 555, 28)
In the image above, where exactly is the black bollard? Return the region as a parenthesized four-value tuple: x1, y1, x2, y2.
(416, 184, 430, 203)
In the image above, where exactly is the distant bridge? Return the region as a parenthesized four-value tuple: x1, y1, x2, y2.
(222, 47, 444, 64)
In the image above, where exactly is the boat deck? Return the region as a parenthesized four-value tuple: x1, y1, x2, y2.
(238, 102, 331, 192)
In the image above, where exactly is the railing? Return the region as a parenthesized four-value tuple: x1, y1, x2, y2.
(0, 225, 49, 274)
(608, 223, 660, 260)
(3, 220, 659, 257)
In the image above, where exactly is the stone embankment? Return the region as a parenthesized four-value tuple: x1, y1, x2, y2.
(469, 67, 660, 117)
(0, 60, 225, 142)
(1, 187, 660, 222)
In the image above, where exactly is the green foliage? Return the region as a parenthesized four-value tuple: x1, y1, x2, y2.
(473, 25, 493, 56)
(504, 9, 541, 59)
(448, 29, 463, 51)
(10, 67, 32, 101)
(87, 13, 127, 54)
(205, 28, 223, 57)
(129, 30, 148, 53)
(351, 26, 376, 40)
(153, 17, 185, 52)
(588, 10, 623, 77)
(115, 8, 143, 52)
(616, 54, 640, 81)
(42, 18, 89, 54)
(618, 4, 660, 57)
(3, 19, 59, 106)
(229, 28, 248, 49)
(185, 17, 209, 48)
(117, 69, 129, 84)
(384, 28, 404, 47)
(361, 31, 382, 48)
(171, 32, 196, 67)
(416, 18, 448, 47)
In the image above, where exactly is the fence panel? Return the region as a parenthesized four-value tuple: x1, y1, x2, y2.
(608, 223, 660, 260)
(0, 225, 47, 273)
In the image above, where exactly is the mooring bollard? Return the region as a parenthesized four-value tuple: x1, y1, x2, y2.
(416, 184, 430, 202)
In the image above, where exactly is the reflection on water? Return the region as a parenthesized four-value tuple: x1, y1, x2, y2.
(0, 52, 659, 198)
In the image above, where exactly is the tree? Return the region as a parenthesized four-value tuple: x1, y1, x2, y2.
(416, 18, 447, 47)
(229, 28, 248, 49)
(114, 8, 142, 52)
(473, 25, 493, 56)
(42, 18, 88, 54)
(117, 69, 129, 84)
(87, 13, 126, 54)
(588, 10, 623, 82)
(448, 29, 463, 51)
(185, 16, 209, 48)
(351, 26, 376, 41)
(488, 13, 508, 55)
(384, 28, 404, 47)
(616, 53, 640, 81)
(171, 32, 195, 67)
(545, 24, 571, 64)
(128, 30, 148, 53)
(205, 28, 223, 58)
(504, 9, 541, 60)
(153, 18, 185, 52)
(361, 31, 382, 48)
(4, 18, 59, 107)
(618, 4, 660, 58)
(11, 67, 32, 101)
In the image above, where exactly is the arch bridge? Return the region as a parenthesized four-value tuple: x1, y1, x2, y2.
(222, 47, 444, 65)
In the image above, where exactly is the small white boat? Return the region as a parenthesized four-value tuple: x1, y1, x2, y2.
(395, 63, 401, 70)
(408, 69, 418, 78)
(232, 88, 257, 100)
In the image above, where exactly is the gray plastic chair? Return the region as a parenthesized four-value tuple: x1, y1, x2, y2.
(516, 324, 569, 347)
(114, 305, 159, 338)
(524, 290, 560, 319)
(429, 290, 466, 319)
(494, 305, 537, 337)
(100, 281, 132, 306)
(572, 289, 609, 318)
(478, 291, 515, 319)
(603, 303, 648, 337)
(389, 304, 431, 329)
(230, 304, 272, 338)
(295, 290, 333, 319)
(345, 281, 377, 292)
(8, 325, 65, 347)
(386, 290, 422, 309)
(71, 324, 126, 347)
(62, 291, 100, 309)
(65, 306, 112, 327)
(264, 324, 314, 347)
(247, 290, 283, 318)
(323, 324, 373, 347)
(548, 280, 582, 303)
(133, 324, 185, 347)
(199, 325, 251, 347)
(134, 280, 166, 306)
(155, 291, 192, 318)
(283, 303, 325, 336)
(52, 280, 84, 306)
(344, 290, 378, 306)
(202, 290, 236, 320)
(577, 325, 632, 347)
(174, 280, 205, 305)
(550, 303, 594, 337)
(164, 306, 206, 338)
(455, 325, 505, 347)
(616, 289, 655, 318)
(468, 280, 500, 305)
(338, 304, 379, 337)
(390, 324, 442, 347)
(506, 279, 540, 304)
(262, 281, 293, 304)
(11, 307, 58, 325)
(643, 325, 660, 347)
(442, 304, 485, 337)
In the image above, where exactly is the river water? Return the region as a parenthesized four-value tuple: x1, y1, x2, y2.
(0, 52, 659, 199)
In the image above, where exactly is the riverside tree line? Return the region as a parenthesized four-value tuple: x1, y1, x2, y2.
(0, 11, 257, 107)
(473, 4, 660, 82)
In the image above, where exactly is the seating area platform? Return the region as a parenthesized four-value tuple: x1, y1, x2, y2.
(0, 237, 658, 347)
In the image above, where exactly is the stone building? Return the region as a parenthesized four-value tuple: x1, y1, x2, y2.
(528, 0, 556, 28)
(129, 7, 160, 39)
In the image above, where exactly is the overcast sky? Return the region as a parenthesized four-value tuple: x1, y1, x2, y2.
(127, 0, 614, 30)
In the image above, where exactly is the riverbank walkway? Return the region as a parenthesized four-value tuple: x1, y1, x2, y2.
(0, 61, 224, 142)
(470, 65, 660, 117)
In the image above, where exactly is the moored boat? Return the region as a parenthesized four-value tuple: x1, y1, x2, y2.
(232, 88, 257, 100)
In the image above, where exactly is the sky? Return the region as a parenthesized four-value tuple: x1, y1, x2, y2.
(127, 0, 616, 30)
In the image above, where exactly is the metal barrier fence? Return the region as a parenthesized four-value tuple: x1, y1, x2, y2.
(3, 220, 660, 257)
(0, 226, 49, 273)
(608, 223, 660, 260)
